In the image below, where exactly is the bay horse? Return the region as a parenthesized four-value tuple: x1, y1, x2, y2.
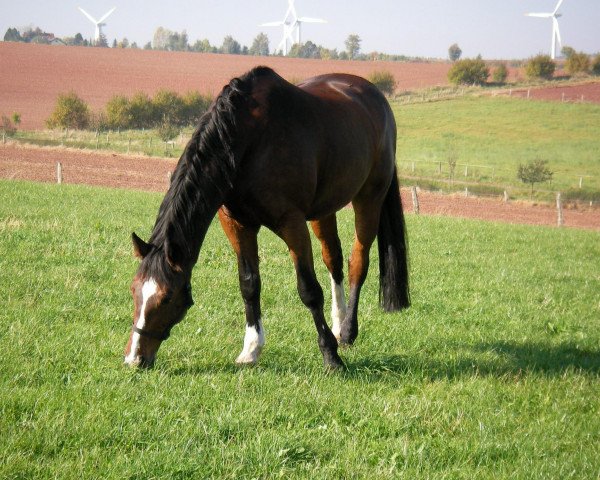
(124, 66, 409, 371)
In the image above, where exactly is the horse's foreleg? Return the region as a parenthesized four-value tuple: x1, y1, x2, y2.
(218, 209, 264, 365)
(278, 215, 345, 371)
(310, 216, 346, 342)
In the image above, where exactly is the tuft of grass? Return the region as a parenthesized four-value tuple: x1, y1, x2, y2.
(1, 180, 599, 479)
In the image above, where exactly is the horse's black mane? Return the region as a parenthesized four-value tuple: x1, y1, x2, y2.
(140, 66, 278, 282)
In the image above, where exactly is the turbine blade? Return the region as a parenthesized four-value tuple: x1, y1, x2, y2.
(525, 12, 552, 18)
(260, 21, 284, 27)
(78, 7, 98, 24)
(98, 7, 116, 24)
(553, 17, 562, 46)
(297, 17, 327, 23)
(553, 0, 565, 14)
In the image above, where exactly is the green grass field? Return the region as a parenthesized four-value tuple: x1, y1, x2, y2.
(1, 180, 599, 479)
(392, 96, 600, 200)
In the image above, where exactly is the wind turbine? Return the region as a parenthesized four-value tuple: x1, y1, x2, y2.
(525, 0, 565, 59)
(78, 6, 116, 44)
(260, 0, 326, 55)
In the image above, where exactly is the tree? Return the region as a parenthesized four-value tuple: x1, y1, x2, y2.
(565, 51, 590, 75)
(192, 39, 214, 53)
(448, 43, 462, 62)
(128, 92, 154, 129)
(95, 33, 109, 47)
(46, 92, 90, 130)
(525, 55, 555, 80)
(517, 159, 553, 197)
(153, 27, 171, 50)
(221, 35, 241, 54)
(4, 27, 23, 42)
(447, 57, 489, 85)
(249, 33, 270, 56)
(289, 41, 320, 59)
(345, 34, 361, 60)
(492, 63, 508, 84)
(561, 45, 576, 59)
(368, 71, 396, 96)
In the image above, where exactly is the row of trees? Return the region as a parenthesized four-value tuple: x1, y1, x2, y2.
(46, 90, 213, 132)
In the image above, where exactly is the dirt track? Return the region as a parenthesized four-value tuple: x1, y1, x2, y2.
(1, 143, 598, 231)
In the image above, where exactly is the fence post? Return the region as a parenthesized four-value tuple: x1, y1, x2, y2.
(411, 161, 415, 173)
(411, 186, 420, 215)
(464, 165, 468, 177)
(503, 190, 509, 203)
(56, 162, 63, 185)
(579, 177, 583, 188)
(167, 171, 172, 185)
(556, 193, 564, 227)
(127, 137, 131, 154)
(438, 162, 442, 174)
(527, 89, 530, 100)
(2, 132, 5, 144)
(464, 187, 469, 197)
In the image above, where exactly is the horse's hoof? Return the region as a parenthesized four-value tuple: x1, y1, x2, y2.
(235, 354, 259, 366)
(324, 353, 346, 372)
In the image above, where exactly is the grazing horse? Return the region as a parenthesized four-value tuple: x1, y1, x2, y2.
(124, 66, 409, 370)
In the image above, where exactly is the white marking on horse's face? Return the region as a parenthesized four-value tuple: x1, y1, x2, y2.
(236, 318, 266, 365)
(330, 274, 346, 341)
(125, 278, 158, 366)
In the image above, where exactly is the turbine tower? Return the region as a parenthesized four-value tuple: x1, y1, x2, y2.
(525, 0, 565, 59)
(260, 0, 326, 55)
(78, 6, 116, 44)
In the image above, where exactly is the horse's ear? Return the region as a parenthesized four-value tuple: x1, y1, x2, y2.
(132, 232, 152, 259)
(164, 236, 184, 273)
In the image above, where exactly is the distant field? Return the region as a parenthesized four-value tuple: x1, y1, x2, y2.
(0, 42, 451, 130)
(392, 95, 600, 197)
(1, 180, 599, 478)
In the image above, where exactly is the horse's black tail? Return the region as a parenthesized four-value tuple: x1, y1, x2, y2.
(377, 169, 410, 311)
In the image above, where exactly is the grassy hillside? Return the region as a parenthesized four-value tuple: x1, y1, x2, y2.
(392, 96, 600, 198)
(1, 181, 599, 479)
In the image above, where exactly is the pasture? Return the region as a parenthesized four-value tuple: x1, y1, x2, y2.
(1, 180, 599, 478)
(394, 96, 600, 199)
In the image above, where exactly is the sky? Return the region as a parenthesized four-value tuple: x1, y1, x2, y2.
(0, 0, 598, 59)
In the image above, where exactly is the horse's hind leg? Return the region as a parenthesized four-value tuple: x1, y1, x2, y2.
(310, 215, 346, 342)
(218, 208, 265, 365)
(339, 201, 381, 346)
(278, 214, 344, 370)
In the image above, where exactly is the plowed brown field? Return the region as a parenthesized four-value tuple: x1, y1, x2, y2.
(508, 82, 600, 103)
(2, 143, 598, 230)
(0, 42, 451, 130)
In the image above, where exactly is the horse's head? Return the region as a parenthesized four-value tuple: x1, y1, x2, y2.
(124, 232, 194, 368)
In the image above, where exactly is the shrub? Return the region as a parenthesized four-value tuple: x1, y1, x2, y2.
(46, 92, 90, 129)
(182, 91, 212, 126)
(447, 57, 489, 86)
(368, 71, 396, 96)
(129, 92, 155, 129)
(1, 115, 17, 137)
(105, 95, 133, 130)
(492, 63, 508, 84)
(565, 51, 590, 76)
(592, 55, 600, 76)
(525, 55, 556, 80)
(152, 89, 185, 126)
